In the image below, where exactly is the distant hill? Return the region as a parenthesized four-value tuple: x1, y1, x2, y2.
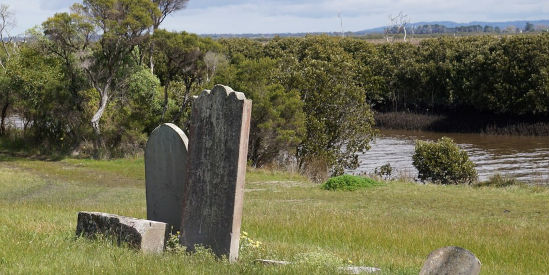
(355, 20, 549, 34)
(199, 19, 549, 39)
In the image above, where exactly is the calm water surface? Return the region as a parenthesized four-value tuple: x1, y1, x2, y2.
(6, 115, 25, 129)
(350, 130, 549, 183)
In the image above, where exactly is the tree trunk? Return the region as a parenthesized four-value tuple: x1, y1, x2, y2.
(91, 84, 110, 154)
(172, 82, 193, 124)
(149, 48, 155, 74)
(150, 26, 157, 74)
(161, 83, 169, 120)
(0, 102, 9, 136)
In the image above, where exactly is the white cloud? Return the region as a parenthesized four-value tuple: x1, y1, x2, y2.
(1, 0, 70, 35)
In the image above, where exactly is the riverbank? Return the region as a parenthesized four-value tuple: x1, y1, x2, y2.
(375, 111, 549, 136)
(0, 156, 547, 274)
(350, 129, 549, 183)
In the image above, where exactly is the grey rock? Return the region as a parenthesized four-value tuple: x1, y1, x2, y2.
(75, 211, 169, 253)
(420, 246, 481, 275)
(145, 123, 189, 232)
(180, 85, 252, 262)
(338, 266, 381, 274)
(255, 259, 292, 265)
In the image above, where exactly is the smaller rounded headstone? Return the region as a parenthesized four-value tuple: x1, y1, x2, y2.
(145, 123, 189, 232)
(420, 246, 481, 275)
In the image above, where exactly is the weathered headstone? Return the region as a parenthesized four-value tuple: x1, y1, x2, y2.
(420, 246, 481, 275)
(145, 123, 188, 232)
(76, 211, 169, 253)
(180, 85, 252, 262)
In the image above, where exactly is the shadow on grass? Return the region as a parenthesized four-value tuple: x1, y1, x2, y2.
(0, 151, 65, 162)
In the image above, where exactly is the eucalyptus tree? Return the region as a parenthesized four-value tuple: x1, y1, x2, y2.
(213, 57, 305, 167)
(42, 7, 94, 113)
(270, 36, 377, 176)
(148, 0, 189, 73)
(0, 4, 16, 135)
(152, 30, 220, 123)
(152, 0, 189, 30)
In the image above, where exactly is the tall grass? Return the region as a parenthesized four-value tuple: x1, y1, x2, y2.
(375, 111, 549, 136)
(0, 157, 547, 274)
(375, 112, 445, 131)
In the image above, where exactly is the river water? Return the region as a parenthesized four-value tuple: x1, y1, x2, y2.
(5, 115, 25, 129)
(350, 130, 549, 183)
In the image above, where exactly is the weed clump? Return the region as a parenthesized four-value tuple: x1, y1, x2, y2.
(475, 174, 523, 188)
(374, 163, 393, 180)
(321, 175, 382, 191)
(293, 250, 343, 268)
(165, 231, 186, 254)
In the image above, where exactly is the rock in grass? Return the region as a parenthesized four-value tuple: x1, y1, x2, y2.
(338, 266, 381, 274)
(76, 211, 169, 254)
(255, 259, 291, 265)
(420, 246, 481, 275)
(255, 259, 381, 274)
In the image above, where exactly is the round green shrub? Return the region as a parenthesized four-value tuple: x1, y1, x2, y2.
(412, 137, 478, 185)
(321, 175, 382, 191)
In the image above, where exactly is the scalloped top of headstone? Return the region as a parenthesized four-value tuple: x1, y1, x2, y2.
(145, 123, 189, 232)
(196, 84, 247, 102)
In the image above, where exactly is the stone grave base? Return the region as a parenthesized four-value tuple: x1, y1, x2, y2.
(75, 211, 169, 254)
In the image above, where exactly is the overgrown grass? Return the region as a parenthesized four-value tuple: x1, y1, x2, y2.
(475, 174, 523, 188)
(375, 112, 445, 132)
(0, 157, 548, 274)
(321, 175, 383, 191)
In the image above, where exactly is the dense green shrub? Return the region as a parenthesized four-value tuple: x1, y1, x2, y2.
(321, 175, 382, 191)
(412, 137, 478, 184)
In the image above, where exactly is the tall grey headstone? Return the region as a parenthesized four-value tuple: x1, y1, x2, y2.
(420, 246, 481, 275)
(180, 85, 252, 262)
(145, 123, 188, 232)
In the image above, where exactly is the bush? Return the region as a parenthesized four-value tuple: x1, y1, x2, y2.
(321, 175, 382, 191)
(412, 137, 478, 185)
(374, 163, 393, 180)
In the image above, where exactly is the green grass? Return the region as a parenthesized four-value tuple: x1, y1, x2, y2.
(321, 175, 383, 191)
(0, 156, 548, 274)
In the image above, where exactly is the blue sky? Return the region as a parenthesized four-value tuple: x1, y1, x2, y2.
(2, 0, 549, 35)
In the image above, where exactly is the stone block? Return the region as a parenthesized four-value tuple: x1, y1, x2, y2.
(180, 85, 252, 262)
(75, 211, 169, 254)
